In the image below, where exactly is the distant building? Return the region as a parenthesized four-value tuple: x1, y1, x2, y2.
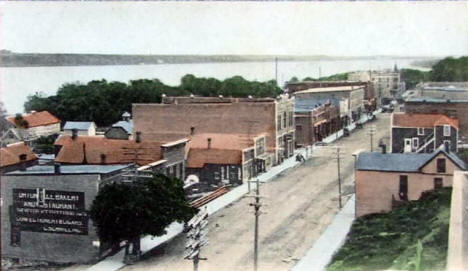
(6, 111, 61, 140)
(186, 133, 270, 187)
(63, 121, 97, 136)
(403, 82, 468, 139)
(293, 85, 365, 124)
(391, 113, 459, 153)
(355, 147, 466, 217)
(294, 99, 341, 146)
(133, 95, 295, 166)
(0, 142, 38, 174)
(285, 80, 374, 101)
(447, 171, 468, 271)
(349, 70, 403, 104)
(1, 164, 131, 263)
(105, 112, 133, 140)
(54, 134, 187, 180)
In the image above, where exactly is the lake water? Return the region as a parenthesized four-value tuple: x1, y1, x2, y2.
(0, 58, 429, 114)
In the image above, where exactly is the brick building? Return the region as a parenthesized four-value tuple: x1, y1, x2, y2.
(294, 99, 341, 147)
(355, 147, 466, 217)
(133, 95, 295, 165)
(185, 133, 270, 187)
(1, 164, 131, 263)
(391, 113, 459, 153)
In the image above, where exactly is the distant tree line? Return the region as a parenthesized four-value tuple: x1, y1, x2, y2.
(24, 75, 281, 126)
(288, 72, 349, 83)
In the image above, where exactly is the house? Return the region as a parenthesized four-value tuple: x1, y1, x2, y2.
(185, 133, 270, 188)
(403, 82, 468, 139)
(355, 146, 466, 217)
(105, 112, 133, 140)
(133, 95, 295, 166)
(1, 163, 131, 263)
(391, 113, 459, 153)
(54, 133, 187, 180)
(294, 98, 341, 146)
(0, 142, 38, 174)
(293, 85, 365, 125)
(63, 121, 97, 136)
(6, 111, 61, 140)
(447, 171, 468, 271)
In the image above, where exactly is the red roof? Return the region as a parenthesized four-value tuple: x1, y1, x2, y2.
(54, 136, 164, 166)
(0, 142, 38, 167)
(7, 111, 60, 128)
(393, 113, 459, 129)
(187, 149, 242, 168)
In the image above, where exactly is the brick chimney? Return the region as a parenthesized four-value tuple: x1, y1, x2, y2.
(135, 131, 141, 143)
(19, 154, 27, 171)
(207, 138, 212, 149)
(72, 129, 78, 140)
(190, 126, 195, 135)
(54, 163, 61, 174)
(100, 154, 107, 164)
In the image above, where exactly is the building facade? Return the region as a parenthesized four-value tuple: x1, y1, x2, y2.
(391, 113, 459, 153)
(355, 148, 466, 217)
(133, 95, 295, 165)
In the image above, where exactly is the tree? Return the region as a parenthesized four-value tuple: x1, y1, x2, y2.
(90, 173, 196, 258)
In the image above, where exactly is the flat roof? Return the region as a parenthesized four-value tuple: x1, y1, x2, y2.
(6, 164, 132, 175)
(295, 85, 364, 94)
(406, 97, 468, 103)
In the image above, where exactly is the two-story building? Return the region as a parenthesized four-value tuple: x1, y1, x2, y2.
(133, 95, 295, 165)
(391, 113, 459, 153)
(355, 146, 466, 217)
(185, 133, 270, 188)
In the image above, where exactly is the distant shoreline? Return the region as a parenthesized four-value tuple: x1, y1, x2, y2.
(0, 52, 439, 68)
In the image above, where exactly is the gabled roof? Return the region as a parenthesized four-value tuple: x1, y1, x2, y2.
(7, 111, 60, 128)
(392, 113, 459, 129)
(111, 120, 133, 134)
(0, 142, 38, 167)
(357, 147, 466, 172)
(54, 135, 164, 166)
(63, 121, 96, 131)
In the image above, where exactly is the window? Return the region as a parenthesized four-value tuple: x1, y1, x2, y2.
(434, 178, 443, 189)
(277, 115, 281, 131)
(283, 112, 287, 129)
(417, 128, 424, 136)
(437, 158, 446, 173)
(412, 138, 419, 149)
(399, 175, 408, 201)
(289, 112, 293, 127)
(443, 125, 451, 137)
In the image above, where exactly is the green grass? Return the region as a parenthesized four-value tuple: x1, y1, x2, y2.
(327, 188, 451, 271)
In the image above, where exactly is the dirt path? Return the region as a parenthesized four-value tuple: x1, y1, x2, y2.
(119, 113, 390, 271)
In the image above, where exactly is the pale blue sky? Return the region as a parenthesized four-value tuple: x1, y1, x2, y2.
(0, 1, 467, 56)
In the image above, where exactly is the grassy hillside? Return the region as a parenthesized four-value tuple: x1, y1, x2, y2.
(327, 188, 451, 271)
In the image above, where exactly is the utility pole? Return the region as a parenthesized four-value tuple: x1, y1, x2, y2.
(331, 146, 345, 209)
(249, 178, 263, 271)
(185, 207, 209, 271)
(367, 125, 376, 152)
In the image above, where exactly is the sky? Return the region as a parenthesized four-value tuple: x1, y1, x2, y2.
(0, 1, 467, 57)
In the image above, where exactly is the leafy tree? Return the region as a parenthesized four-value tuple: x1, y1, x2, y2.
(90, 173, 196, 258)
(14, 113, 29, 128)
(430, 56, 468, 81)
(400, 69, 430, 90)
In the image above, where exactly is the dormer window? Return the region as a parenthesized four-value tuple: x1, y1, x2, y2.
(417, 128, 424, 136)
(443, 125, 451, 137)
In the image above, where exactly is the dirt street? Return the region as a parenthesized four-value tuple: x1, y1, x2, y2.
(119, 113, 390, 271)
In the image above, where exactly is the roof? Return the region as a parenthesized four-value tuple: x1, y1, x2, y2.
(295, 97, 340, 112)
(294, 85, 364, 94)
(122, 111, 131, 117)
(356, 148, 466, 172)
(0, 142, 38, 167)
(63, 121, 96, 131)
(54, 135, 164, 166)
(7, 111, 60, 128)
(111, 120, 133, 134)
(188, 133, 257, 151)
(187, 149, 242, 168)
(406, 97, 468, 103)
(6, 164, 130, 175)
(392, 113, 459, 129)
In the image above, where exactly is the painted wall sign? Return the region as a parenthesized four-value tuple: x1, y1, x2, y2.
(11, 188, 89, 235)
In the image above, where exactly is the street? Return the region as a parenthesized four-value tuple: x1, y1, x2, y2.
(120, 113, 391, 271)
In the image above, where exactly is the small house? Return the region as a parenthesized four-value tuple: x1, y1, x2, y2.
(63, 121, 97, 136)
(0, 142, 38, 174)
(105, 112, 133, 140)
(7, 111, 61, 140)
(355, 146, 466, 217)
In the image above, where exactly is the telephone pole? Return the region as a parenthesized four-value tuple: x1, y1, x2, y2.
(185, 207, 209, 271)
(331, 146, 346, 209)
(249, 178, 263, 271)
(367, 125, 376, 152)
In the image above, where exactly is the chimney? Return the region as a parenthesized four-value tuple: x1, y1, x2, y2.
(19, 154, 27, 171)
(444, 142, 450, 153)
(207, 138, 212, 149)
(135, 131, 141, 143)
(380, 144, 387, 154)
(190, 126, 195, 135)
(54, 163, 61, 174)
(100, 154, 106, 164)
(72, 129, 78, 140)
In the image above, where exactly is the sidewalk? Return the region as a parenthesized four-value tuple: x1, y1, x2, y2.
(291, 195, 356, 271)
(86, 148, 309, 271)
